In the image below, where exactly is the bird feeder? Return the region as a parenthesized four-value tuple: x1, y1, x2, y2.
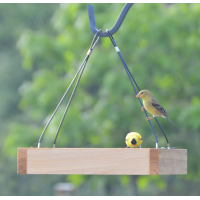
(17, 4, 187, 175)
(17, 148, 187, 175)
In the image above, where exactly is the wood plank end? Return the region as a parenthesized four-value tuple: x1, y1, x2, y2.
(17, 148, 27, 174)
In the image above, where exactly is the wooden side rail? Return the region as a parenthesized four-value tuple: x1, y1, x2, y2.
(17, 148, 187, 175)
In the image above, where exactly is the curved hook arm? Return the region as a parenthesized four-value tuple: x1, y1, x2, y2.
(88, 3, 133, 37)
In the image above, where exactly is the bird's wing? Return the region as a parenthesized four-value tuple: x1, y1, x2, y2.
(151, 98, 174, 124)
(151, 100, 168, 116)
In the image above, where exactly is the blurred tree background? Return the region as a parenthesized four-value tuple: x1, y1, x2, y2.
(1, 3, 200, 196)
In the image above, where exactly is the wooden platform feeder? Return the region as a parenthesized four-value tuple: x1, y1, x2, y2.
(16, 4, 188, 176)
(17, 148, 187, 175)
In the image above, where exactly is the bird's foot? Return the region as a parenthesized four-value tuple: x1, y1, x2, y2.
(141, 107, 145, 111)
(146, 117, 154, 121)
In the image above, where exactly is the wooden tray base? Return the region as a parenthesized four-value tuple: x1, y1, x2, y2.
(17, 148, 187, 175)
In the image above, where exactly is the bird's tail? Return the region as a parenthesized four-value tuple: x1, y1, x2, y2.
(166, 116, 174, 125)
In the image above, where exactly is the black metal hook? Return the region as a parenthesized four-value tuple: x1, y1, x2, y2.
(88, 3, 133, 37)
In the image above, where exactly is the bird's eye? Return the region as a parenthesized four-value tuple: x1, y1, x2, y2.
(141, 92, 144, 94)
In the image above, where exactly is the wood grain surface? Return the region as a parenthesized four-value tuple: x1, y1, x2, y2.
(17, 148, 187, 175)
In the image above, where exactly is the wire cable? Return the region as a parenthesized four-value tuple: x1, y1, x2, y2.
(53, 60, 87, 148)
(53, 31, 101, 148)
(38, 58, 89, 148)
(38, 30, 101, 148)
(122, 54, 170, 147)
(107, 31, 159, 148)
(124, 62, 170, 147)
(108, 31, 171, 148)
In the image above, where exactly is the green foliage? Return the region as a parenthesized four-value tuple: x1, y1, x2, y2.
(0, 3, 61, 196)
(1, 3, 200, 195)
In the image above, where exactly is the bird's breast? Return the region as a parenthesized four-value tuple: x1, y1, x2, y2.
(143, 100, 160, 115)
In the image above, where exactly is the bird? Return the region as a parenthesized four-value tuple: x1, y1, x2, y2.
(125, 132, 143, 148)
(136, 90, 174, 124)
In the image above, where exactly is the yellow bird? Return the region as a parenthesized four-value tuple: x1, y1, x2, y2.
(125, 132, 143, 148)
(136, 90, 174, 124)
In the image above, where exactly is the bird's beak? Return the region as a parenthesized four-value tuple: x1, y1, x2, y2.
(133, 145, 135, 148)
(136, 93, 141, 98)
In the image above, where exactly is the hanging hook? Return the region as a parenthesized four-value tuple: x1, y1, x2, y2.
(88, 3, 133, 37)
